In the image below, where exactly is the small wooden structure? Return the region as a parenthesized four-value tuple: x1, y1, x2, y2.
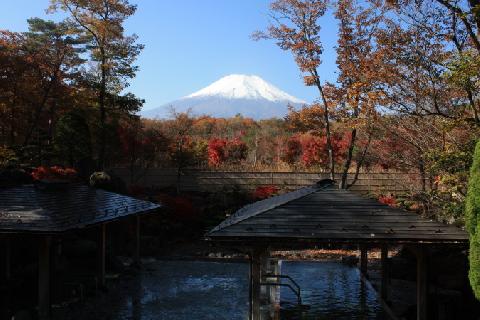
(206, 180, 468, 320)
(0, 183, 160, 320)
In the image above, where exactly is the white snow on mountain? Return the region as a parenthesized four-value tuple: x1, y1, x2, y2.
(141, 74, 307, 120)
(186, 74, 305, 103)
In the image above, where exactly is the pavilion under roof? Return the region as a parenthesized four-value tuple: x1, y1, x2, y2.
(0, 183, 161, 234)
(207, 180, 468, 245)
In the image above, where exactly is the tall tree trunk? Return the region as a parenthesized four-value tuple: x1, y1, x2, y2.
(466, 89, 480, 125)
(129, 129, 137, 185)
(313, 70, 335, 180)
(9, 88, 16, 147)
(340, 128, 357, 189)
(98, 53, 107, 170)
(419, 156, 426, 192)
(176, 167, 181, 195)
(348, 132, 372, 189)
(23, 70, 58, 146)
(23, 57, 63, 146)
(253, 132, 258, 167)
(340, 98, 360, 189)
(176, 140, 183, 195)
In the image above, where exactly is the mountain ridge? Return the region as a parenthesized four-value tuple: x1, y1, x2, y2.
(141, 74, 307, 119)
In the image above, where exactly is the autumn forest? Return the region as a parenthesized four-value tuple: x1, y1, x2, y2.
(1, 0, 479, 224)
(2, 0, 480, 318)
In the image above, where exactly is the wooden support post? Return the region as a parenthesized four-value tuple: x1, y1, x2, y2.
(38, 236, 51, 320)
(97, 223, 106, 287)
(381, 245, 388, 301)
(261, 254, 269, 300)
(268, 259, 281, 306)
(250, 248, 264, 320)
(416, 248, 428, 320)
(4, 236, 11, 281)
(360, 244, 368, 277)
(134, 215, 141, 266)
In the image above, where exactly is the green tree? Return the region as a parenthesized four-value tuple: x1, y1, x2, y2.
(21, 18, 85, 147)
(54, 109, 92, 166)
(49, 0, 144, 169)
(0, 18, 84, 163)
(467, 140, 480, 299)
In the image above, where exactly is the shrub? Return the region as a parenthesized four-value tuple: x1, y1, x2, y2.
(89, 171, 127, 193)
(31, 166, 77, 181)
(466, 140, 480, 299)
(252, 185, 279, 200)
(208, 138, 227, 166)
(156, 193, 199, 222)
(208, 137, 249, 167)
(0, 146, 18, 169)
(283, 137, 302, 164)
(378, 194, 397, 207)
(226, 137, 248, 163)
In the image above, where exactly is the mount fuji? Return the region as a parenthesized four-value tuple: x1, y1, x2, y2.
(141, 74, 307, 120)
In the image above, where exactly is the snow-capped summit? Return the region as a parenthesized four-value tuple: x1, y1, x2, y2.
(186, 74, 306, 104)
(141, 74, 307, 120)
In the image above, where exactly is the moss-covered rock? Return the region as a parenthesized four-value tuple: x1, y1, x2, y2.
(89, 171, 127, 194)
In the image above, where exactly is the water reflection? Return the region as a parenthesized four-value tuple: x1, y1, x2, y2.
(278, 262, 385, 319)
(57, 260, 384, 320)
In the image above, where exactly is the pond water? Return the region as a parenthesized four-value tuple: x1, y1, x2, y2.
(58, 260, 385, 320)
(279, 261, 385, 319)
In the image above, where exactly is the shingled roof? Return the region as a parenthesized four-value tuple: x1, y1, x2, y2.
(207, 181, 468, 244)
(0, 184, 161, 233)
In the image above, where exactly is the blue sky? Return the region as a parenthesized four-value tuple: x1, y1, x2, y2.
(1, 0, 339, 110)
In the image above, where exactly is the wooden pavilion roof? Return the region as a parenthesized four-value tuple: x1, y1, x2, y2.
(207, 180, 468, 245)
(0, 184, 161, 234)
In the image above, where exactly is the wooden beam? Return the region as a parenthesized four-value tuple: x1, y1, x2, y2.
(134, 215, 141, 266)
(38, 236, 51, 320)
(250, 248, 264, 320)
(97, 223, 106, 287)
(381, 245, 388, 301)
(360, 244, 368, 277)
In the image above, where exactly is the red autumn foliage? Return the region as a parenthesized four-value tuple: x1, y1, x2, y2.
(283, 137, 302, 164)
(208, 138, 228, 166)
(31, 166, 77, 181)
(302, 135, 326, 167)
(156, 193, 199, 222)
(117, 122, 168, 164)
(208, 137, 248, 166)
(378, 194, 397, 207)
(284, 133, 350, 167)
(252, 185, 279, 200)
(225, 137, 248, 163)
